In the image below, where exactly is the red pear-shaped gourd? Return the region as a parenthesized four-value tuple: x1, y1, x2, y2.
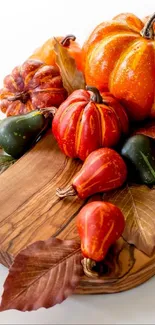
(77, 201, 125, 262)
(56, 147, 127, 199)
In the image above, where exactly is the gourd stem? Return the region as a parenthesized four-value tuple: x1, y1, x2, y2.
(39, 107, 57, 117)
(61, 35, 76, 47)
(56, 184, 76, 198)
(82, 258, 99, 278)
(140, 13, 155, 39)
(86, 86, 103, 104)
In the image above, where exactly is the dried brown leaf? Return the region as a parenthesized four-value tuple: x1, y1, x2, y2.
(104, 184, 155, 256)
(54, 38, 85, 95)
(0, 237, 82, 312)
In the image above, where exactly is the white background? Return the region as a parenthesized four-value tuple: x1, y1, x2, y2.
(0, 0, 155, 323)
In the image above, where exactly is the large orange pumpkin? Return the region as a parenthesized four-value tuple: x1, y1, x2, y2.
(30, 34, 83, 71)
(83, 13, 155, 120)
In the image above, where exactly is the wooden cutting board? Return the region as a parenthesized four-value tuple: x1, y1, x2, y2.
(0, 132, 155, 294)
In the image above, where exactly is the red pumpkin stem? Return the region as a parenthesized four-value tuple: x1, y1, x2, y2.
(141, 12, 155, 39)
(86, 86, 103, 104)
(82, 258, 99, 278)
(56, 184, 76, 198)
(61, 35, 76, 47)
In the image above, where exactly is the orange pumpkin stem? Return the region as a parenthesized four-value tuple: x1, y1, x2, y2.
(141, 12, 155, 39)
(82, 258, 99, 278)
(86, 86, 103, 104)
(61, 35, 76, 47)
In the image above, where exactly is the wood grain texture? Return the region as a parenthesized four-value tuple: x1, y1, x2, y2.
(0, 132, 155, 293)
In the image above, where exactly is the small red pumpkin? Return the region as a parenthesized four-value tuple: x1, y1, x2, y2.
(0, 59, 67, 116)
(52, 87, 129, 161)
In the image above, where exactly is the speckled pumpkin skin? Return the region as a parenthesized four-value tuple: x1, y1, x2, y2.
(83, 13, 155, 120)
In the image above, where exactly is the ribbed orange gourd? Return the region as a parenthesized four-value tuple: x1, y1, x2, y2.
(30, 35, 83, 71)
(83, 13, 155, 120)
(52, 86, 129, 161)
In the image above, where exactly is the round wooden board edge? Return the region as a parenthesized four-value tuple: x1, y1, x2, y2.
(75, 261, 155, 294)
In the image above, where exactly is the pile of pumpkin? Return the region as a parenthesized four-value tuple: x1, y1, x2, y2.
(0, 12, 155, 273)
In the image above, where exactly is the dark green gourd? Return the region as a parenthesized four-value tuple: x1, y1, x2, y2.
(0, 110, 47, 158)
(121, 134, 155, 185)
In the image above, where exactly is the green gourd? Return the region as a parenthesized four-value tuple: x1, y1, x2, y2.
(121, 134, 155, 185)
(0, 110, 48, 158)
